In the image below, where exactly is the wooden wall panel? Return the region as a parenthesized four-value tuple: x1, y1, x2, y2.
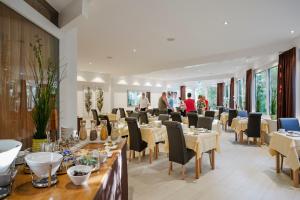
(0, 3, 59, 148)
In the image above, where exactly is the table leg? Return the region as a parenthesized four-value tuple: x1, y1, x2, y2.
(276, 151, 280, 173)
(195, 154, 199, 179)
(129, 150, 132, 161)
(260, 131, 265, 145)
(293, 169, 299, 187)
(149, 149, 152, 164)
(169, 161, 172, 175)
(133, 151, 135, 158)
(155, 143, 159, 159)
(235, 132, 237, 141)
(239, 132, 243, 143)
(199, 156, 202, 174)
(211, 149, 215, 170)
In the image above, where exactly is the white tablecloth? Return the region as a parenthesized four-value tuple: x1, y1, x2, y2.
(269, 132, 300, 170)
(220, 113, 228, 126)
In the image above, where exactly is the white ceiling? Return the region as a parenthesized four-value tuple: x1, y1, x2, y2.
(75, 0, 299, 80)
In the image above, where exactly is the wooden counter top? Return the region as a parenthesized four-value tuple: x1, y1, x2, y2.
(7, 140, 128, 200)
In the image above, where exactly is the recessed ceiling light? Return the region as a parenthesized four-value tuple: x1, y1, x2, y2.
(107, 56, 112, 59)
(132, 81, 140, 86)
(89, 62, 92, 65)
(290, 30, 295, 34)
(133, 49, 137, 53)
(224, 21, 228, 25)
(167, 37, 175, 42)
(155, 83, 162, 87)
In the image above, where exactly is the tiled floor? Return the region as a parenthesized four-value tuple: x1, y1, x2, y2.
(128, 130, 300, 200)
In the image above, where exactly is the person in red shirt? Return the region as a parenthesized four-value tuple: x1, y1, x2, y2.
(204, 96, 209, 110)
(184, 93, 196, 113)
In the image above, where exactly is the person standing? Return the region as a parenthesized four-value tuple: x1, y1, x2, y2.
(167, 92, 174, 114)
(139, 92, 150, 111)
(197, 95, 204, 114)
(204, 96, 209, 110)
(184, 93, 196, 113)
(158, 92, 169, 113)
(178, 97, 186, 116)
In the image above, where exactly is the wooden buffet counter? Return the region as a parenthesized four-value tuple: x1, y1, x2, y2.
(7, 140, 128, 200)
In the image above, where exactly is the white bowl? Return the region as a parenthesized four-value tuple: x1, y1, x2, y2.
(0, 140, 22, 174)
(25, 152, 63, 178)
(67, 165, 92, 185)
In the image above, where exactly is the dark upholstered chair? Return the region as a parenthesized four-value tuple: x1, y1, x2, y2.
(164, 121, 195, 178)
(218, 106, 224, 120)
(187, 112, 198, 128)
(197, 109, 203, 115)
(171, 112, 182, 123)
(91, 109, 100, 126)
(279, 118, 300, 132)
(197, 116, 214, 130)
(159, 109, 168, 115)
(237, 110, 248, 118)
(152, 108, 160, 116)
(112, 108, 118, 114)
(119, 108, 126, 118)
(158, 114, 169, 125)
(126, 110, 133, 117)
(227, 109, 238, 129)
(244, 113, 262, 144)
(125, 117, 148, 162)
(205, 111, 215, 118)
(99, 114, 112, 136)
(139, 111, 149, 124)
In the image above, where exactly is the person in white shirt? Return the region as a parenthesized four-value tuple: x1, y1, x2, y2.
(139, 92, 150, 111)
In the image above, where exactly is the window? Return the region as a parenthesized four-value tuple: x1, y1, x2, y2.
(224, 83, 229, 107)
(207, 86, 217, 109)
(269, 67, 278, 118)
(255, 70, 267, 114)
(237, 78, 245, 110)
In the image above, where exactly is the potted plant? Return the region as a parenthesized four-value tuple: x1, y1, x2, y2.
(30, 37, 59, 152)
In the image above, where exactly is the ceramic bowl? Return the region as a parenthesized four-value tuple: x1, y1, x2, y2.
(67, 165, 92, 185)
(0, 140, 22, 174)
(25, 152, 63, 178)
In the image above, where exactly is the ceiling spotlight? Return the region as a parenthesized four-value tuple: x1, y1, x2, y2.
(224, 21, 228, 25)
(133, 49, 137, 53)
(167, 37, 175, 42)
(290, 30, 295, 34)
(107, 56, 112, 59)
(89, 62, 92, 65)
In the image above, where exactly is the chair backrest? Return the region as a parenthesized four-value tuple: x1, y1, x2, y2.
(159, 109, 168, 115)
(197, 116, 214, 130)
(152, 108, 160, 116)
(112, 108, 118, 114)
(91, 109, 100, 126)
(158, 114, 169, 125)
(119, 108, 126, 118)
(205, 110, 215, 118)
(125, 117, 144, 151)
(218, 106, 224, 120)
(187, 112, 198, 128)
(279, 118, 300, 131)
(237, 110, 248, 118)
(139, 111, 149, 124)
(246, 113, 262, 137)
(164, 121, 189, 164)
(99, 114, 111, 136)
(171, 112, 182, 122)
(228, 109, 238, 126)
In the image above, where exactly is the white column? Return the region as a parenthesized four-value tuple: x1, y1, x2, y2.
(59, 28, 78, 130)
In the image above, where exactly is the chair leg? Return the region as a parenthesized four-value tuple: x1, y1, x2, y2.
(149, 149, 152, 164)
(142, 150, 145, 157)
(247, 136, 249, 145)
(129, 150, 132, 162)
(181, 165, 185, 180)
(281, 155, 284, 171)
(138, 152, 141, 162)
(169, 161, 172, 175)
(133, 151, 135, 158)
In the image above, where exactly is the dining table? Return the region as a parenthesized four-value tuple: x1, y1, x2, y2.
(269, 132, 300, 187)
(231, 117, 269, 144)
(164, 128, 220, 179)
